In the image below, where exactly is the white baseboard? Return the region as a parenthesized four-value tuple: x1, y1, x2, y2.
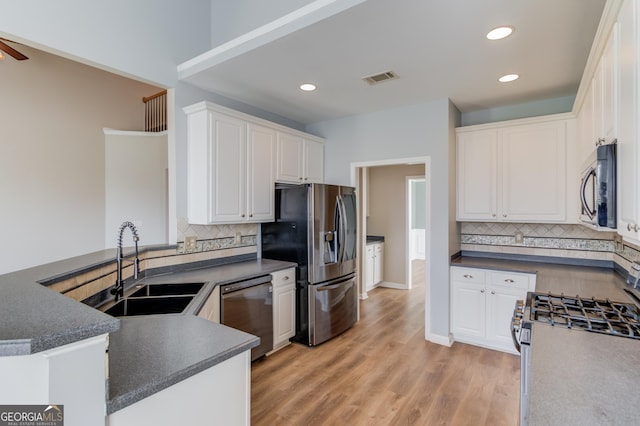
(378, 281, 407, 290)
(426, 332, 453, 347)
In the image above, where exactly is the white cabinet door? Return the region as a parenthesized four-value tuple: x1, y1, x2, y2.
(456, 130, 498, 221)
(373, 243, 383, 284)
(246, 123, 275, 222)
(274, 284, 296, 348)
(451, 267, 534, 353)
(485, 285, 523, 351)
(451, 281, 486, 339)
(365, 245, 375, 291)
(601, 25, 618, 145)
(208, 112, 246, 223)
(276, 132, 303, 183)
(577, 81, 596, 166)
(303, 139, 324, 183)
(617, 0, 640, 242)
(272, 268, 296, 350)
(501, 121, 566, 222)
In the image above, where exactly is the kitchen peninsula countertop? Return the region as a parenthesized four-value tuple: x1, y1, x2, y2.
(0, 250, 295, 413)
(452, 255, 640, 425)
(106, 257, 296, 413)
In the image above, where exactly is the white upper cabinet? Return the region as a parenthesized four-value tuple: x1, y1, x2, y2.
(595, 25, 619, 146)
(246, 123, 276, 222)
(616, 0, 640, 242)
(501, 122, 567, 222)
(457, 130, 498, 221)
(276, 131, 324, 184)
(185, 102, 279, 224)
(457, 118, 568, 223)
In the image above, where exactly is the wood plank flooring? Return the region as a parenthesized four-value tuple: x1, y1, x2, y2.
(251, 269, 520, 425)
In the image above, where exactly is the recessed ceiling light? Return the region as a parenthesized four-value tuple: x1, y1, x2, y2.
(499, 74, 519, 83)
(300, 83, 317, 92)
(487, 26, 514, 40)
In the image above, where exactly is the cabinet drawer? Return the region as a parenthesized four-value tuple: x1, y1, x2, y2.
(271, 268, 295, 287)
(488, 271, 530, 291)
(451, 267, 485, 284)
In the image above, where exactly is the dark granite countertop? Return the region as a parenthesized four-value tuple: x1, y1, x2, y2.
(451, 256, 630, 300)
(0, 245, 173, 356)
(452, 255, 640, 425)
(366, 235, 384, 244)
(1, 249, 295, 413)
(106, 257, 296, 413)
(107, 316, 259, 414)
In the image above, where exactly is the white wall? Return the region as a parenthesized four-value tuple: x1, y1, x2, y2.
(0, 0, 212, 88)
(307, 99, 455, 339)
(0, 44, 161, 274)
(210, 0, 316, 47)
(105, 132, 168, 248)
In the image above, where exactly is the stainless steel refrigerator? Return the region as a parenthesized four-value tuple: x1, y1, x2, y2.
(261, 183, 357, 346)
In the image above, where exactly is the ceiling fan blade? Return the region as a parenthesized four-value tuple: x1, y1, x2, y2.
(0, 40, 28, 60)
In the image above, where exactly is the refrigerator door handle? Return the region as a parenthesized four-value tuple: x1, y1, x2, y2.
(336, 195, 347, 263)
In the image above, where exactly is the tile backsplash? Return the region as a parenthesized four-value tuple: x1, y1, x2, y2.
(176, 218, 258, 254)
(460, 222, 617, 262)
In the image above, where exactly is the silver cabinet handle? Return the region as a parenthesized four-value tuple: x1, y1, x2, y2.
(635, 224, 640, 232)
(505, 279, 515, 283)
(283, 276, 290, 281)
(628, 223, 632, 231)
(249, 214, 253, 218)
(503, 214, 507, 218)
(463, 274, 473, 279)
(480, 289, 485, 293)
(241, 214, 245, 218)
(491, 291, 495, 295)
(492, 213, 497, 218)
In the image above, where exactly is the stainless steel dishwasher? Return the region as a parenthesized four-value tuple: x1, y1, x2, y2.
(220, 275, 273, 361)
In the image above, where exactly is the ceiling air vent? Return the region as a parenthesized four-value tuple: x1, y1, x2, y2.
(362, 71, 398, 85)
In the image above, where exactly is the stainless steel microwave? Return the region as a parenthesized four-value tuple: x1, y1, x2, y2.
(580, 143, 616, 229)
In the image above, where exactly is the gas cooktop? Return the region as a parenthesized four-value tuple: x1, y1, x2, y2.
(526, 292, 640, 340)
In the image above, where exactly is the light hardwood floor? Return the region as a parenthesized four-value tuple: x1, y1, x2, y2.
(251, 266, 520, 425)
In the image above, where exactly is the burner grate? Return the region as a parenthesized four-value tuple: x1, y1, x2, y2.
(529, 293, 640, 340)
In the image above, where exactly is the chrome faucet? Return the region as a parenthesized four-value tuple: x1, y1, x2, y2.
(110, 221, 140, 302)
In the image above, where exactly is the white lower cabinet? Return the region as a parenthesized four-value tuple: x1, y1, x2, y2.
(364, 242, 384, 291)
(450, 266, 536, 354)
(271, 267, 296, 351)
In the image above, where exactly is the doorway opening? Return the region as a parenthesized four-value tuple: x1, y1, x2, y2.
(351, 156, 431, 322)
(407, 176, 426, 289)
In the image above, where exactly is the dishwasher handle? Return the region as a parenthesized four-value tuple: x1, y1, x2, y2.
(221, 275, 272, 295)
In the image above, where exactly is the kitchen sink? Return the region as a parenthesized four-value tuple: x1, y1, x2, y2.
(128, 282, 205, 298)
(104, 295, 194, 317)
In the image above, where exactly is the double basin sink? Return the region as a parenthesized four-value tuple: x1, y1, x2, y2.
(103, 282, 205, 317)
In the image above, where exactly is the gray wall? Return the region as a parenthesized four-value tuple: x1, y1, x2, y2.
(307, 99, 457, 339)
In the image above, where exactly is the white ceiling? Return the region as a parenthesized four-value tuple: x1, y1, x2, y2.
(180, 0, 606, 125)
